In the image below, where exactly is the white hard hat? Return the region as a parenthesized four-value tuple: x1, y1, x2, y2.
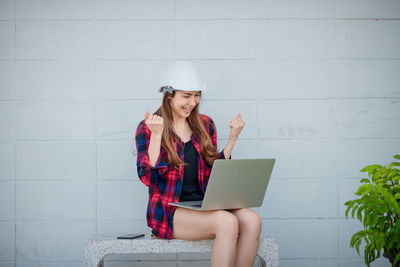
(159, 61, 206, 93)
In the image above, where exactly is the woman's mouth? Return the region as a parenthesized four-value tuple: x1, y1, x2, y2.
(182, 107, 192, 114)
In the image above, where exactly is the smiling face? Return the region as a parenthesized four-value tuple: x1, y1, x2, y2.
(170, 90, 201, 120)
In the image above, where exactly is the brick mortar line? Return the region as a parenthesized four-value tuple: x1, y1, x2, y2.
(13, 0, 17, 265)
(3, 97, 400, 102)
(7, 18, 400, 22)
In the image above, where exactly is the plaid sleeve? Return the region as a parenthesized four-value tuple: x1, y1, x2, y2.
(135, 120, 168, 187)
(204, 115, 230, 160)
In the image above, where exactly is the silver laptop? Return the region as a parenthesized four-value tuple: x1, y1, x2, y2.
(168, 158, 275, 211)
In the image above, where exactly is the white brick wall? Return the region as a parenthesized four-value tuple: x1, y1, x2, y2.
(0, 0, 399, 266)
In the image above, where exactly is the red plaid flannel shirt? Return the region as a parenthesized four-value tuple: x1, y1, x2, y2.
(135, 114, 226, 239)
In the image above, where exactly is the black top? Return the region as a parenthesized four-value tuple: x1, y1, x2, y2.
(179, 140, 204, 202)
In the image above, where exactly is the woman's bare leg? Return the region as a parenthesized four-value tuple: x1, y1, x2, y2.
(173, 207, 238, 267)
(231, 208, 262, 267)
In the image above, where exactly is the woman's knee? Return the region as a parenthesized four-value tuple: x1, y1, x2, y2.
(250, 210, 262, 233)
(211, 210, 239, 238)
(236, 209, 262, 235)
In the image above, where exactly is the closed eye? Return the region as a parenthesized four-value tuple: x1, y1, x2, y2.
(183, 92, 201, 98)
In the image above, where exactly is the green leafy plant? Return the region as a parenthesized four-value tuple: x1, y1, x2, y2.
(345, 154, 400, 267)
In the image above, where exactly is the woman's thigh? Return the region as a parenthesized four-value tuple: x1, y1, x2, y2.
(172, 207, 238, 240)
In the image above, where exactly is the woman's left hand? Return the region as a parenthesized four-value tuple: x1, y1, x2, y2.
(229, 114, 245, 140)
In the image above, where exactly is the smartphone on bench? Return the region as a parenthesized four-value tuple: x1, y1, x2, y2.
(116, 234, 145, 240)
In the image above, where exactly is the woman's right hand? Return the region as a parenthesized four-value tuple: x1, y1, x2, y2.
(145, 111, 164, 137)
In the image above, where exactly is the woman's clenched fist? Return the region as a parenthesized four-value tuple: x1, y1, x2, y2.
(229, 113, 245, 140)
(145, 111, 164, 137)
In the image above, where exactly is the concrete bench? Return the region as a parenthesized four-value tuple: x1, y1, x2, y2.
(84, 234, 279, 267)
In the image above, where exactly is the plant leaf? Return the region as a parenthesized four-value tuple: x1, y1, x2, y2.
(355, 239, 362, 255)
(345, 205, 352, 218)
(351, 206, 358, 218)
(344, 200, 354, 206)
(360, 164, 381, 174)
(360, 178, 370, 183)
(394, 252, 400, 265)
(356, 184, 372, 196)
(369, 212, 378, 226)
(357, 207, 364, 222)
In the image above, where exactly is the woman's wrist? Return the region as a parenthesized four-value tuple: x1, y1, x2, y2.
(150, 133, 163, 141)
(228, 136, 238, 144)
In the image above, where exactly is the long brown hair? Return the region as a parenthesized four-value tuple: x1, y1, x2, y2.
(154, 91, 218, 167)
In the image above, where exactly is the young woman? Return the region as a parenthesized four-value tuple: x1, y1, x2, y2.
(135, 61, 262, 267)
